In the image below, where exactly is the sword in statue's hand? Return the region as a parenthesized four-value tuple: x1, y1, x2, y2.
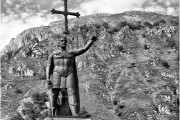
(51, 0, 80, 35)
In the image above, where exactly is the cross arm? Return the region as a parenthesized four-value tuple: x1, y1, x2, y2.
(51, 8, 80, 18)
(68, 11, 80, 18)
(51, 8, 64, 14)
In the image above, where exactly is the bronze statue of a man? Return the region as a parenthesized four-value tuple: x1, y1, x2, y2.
(46, 35, 97, 116)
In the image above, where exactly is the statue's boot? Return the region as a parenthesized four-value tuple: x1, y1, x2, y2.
(69, 104, 79, 116)
(52, 107, 57, 115)
(51, 88, 60, 115)
(68, 88, 79, 116)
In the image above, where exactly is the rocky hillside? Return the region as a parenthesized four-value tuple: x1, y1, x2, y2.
(1, 11, 179, 120)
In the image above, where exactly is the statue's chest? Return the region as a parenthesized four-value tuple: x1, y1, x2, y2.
(53, 52, 74, 66)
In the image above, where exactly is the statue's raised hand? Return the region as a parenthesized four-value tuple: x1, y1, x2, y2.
(92, 35, 98, 42)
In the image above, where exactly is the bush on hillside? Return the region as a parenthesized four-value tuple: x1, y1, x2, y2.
(10, 113, 24, 120)
(17, 92, 49, 120)
(15, 88, 23, 94)
(128, 21, 142, 31)
(80, 24, 89, 33)
(170, 20, 179, 26)
(102, 22, 109, 29)
(153, 19, 166, 27)
(166, 37, 176, 49)
(117, 21, 142, 31)
(32, 92, 49, 107)
(93, 23, 101, 29)
(143, 21, 153, 29)
(117, 21, 128, 28)
(108, 27, 119, 34)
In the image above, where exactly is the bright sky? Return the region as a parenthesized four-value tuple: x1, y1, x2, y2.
(0, 0, 179, 51)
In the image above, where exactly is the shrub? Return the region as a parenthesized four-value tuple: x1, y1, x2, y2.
(2, 51, 13, 61)
(80, 24, 89, 33)
(128, 22, 141, 30)
(23, 106, 40, 120)
(18, 92, 49, 120)
(37, 110, 49, 120)
(153, 21, 160, 27)
(142, 32, 146, 38)
(118, 21, 128, 28)
(32, 92, 48, 107)
(117, 45, 124, 51)
(102, 22, 109, 29)
(166, 37, 176, 49)
(143, 21, 153, 29)
(170, 20, 179, 26)
(112, 100, 118, 105)
(15, 88, 23, 94)
(10, 113, 24, 120)
(108, 27, 119, 34)
(116, 45, 126, 53)
(143, 44, 150, 50)
(161, 61, 170, 69)
(93, 23, 101, 29)
(117, 21, 142, 31)
(159, 19, 166, 24)
(153, 19, 166, 27)
(135, 21, 142, 30)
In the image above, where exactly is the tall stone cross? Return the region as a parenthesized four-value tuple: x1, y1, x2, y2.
(51, 0, 80, 35)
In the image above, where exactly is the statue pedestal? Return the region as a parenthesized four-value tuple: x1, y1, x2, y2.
(45, 116, 91, 120)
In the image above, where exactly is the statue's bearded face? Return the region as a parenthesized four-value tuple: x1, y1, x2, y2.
(58, 37, 67, 48)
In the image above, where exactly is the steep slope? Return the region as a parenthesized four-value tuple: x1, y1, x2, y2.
(1, 11, 179, 120)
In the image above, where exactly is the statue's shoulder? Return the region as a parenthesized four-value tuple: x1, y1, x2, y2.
(68, 50, 74, 54)
(53, 50, 62, 55)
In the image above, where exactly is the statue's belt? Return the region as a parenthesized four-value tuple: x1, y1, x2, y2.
(53, 67, 74, 77)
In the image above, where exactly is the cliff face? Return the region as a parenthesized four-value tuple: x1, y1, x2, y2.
(1, 11, 178, 56)
(1, 11, 179, 120)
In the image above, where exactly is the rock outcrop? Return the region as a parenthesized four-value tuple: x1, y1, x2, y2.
(8, 62, 35, 77)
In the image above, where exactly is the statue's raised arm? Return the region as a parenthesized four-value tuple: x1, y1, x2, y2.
(73, 36, 98, 56)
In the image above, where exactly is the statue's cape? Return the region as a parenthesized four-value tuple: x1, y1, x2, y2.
(73, 57, 80, 113)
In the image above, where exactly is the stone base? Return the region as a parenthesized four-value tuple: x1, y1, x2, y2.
(45, 116, 91, 120)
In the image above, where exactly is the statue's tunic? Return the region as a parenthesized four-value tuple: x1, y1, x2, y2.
(48, 50, 75, 88)
(47, 50, 80, 115)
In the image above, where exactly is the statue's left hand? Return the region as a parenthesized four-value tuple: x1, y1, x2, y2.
(47, 80, 52, 89)
(92, 35, 98, 42)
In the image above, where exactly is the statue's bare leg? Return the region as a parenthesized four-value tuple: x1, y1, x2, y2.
(51, 88, 60, 115)
(67, 88, 78, 116)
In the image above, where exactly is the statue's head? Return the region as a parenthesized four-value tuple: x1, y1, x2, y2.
(57, 35, 67, 48)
